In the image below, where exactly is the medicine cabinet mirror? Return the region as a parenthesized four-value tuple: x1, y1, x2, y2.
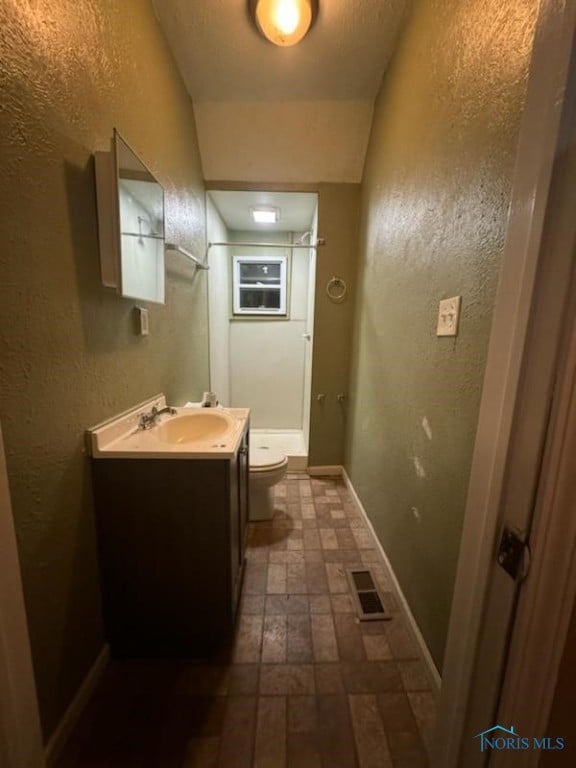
(95, 131, 165, 304)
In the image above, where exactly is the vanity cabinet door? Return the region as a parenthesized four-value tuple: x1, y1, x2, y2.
(229, 450, 241, 611)
(238, 430, 249, 558)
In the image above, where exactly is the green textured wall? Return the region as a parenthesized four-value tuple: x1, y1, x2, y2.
(309, 183, 360, 466)
(345, 0, 538, 668)
(0, 0, 208, 738)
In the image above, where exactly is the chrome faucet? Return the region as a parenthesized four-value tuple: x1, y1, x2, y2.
(138, 405, 177, 430)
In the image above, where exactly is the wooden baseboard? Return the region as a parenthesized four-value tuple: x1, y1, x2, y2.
(307, 465, 343, 477)
(45, 644, 110, 766)
(342, 468, 442, 697)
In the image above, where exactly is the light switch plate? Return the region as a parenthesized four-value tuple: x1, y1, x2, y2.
(437, 296, 461, 337)
(134, 306, 149, 336)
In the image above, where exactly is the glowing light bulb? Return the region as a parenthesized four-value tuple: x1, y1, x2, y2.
(274, 0, 300, 35)
(254, 0, 314, 47)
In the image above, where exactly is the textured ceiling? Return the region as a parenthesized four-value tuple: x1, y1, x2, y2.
(209, 190, 318, 232)
(153, 0, 408, 183)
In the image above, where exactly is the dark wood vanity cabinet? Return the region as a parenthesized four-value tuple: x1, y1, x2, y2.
(91, 426, 250, 657)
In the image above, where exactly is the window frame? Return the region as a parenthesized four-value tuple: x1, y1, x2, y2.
(232, 255, 288, 316)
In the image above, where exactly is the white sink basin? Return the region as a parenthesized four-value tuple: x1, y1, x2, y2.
(87, 395, 249, 459)
(156, 411, 233, 445)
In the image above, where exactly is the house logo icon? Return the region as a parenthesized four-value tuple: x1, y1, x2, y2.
(475, 725, 519, 752)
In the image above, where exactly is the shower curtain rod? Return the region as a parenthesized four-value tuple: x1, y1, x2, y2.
(207, 238, 325, 253)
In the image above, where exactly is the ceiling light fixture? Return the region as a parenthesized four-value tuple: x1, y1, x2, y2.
(251, 0, 316, 47)
(251, 206, 280, 224)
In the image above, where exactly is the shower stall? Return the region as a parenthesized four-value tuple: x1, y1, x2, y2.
(206, 191, 319, 469)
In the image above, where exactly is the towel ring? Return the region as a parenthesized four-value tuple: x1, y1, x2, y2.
(326, 275, 347, 302)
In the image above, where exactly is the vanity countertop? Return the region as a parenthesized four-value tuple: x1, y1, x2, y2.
(87, 394, 249, 459)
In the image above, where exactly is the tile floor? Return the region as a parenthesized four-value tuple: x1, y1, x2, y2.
(57, 474, 437, 767)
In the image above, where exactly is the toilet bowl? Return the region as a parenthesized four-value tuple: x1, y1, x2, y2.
(249, 446, 289, 521)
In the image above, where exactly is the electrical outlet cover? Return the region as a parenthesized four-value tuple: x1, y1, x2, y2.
(437, 296, 461, 336)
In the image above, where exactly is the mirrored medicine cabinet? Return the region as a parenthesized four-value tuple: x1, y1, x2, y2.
(95, 131, 165, 304)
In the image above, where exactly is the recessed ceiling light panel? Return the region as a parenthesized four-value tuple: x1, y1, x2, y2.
(251, 206, 280, 224)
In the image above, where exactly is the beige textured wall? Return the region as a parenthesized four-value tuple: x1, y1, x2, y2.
(345, 0, 538, 667)
(0, 0, 208, 738)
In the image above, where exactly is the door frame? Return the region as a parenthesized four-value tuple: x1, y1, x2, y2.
(436, 0, 576, 765)
(0, 422, 45, 767)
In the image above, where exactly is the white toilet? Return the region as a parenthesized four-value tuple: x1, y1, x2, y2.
(249, 446, 289, 521)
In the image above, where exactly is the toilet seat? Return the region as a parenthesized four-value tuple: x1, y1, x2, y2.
(250, 447, 288, 473)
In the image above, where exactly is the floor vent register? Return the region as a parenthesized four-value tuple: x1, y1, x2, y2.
(346, 568, 391, 621)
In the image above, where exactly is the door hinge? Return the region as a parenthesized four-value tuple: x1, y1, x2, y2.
(497, 526, 531, 582)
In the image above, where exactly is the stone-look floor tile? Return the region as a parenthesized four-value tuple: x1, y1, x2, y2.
(370, 563, 392, 592)
(386, 730, 429, 767)
(286, 537, 304, 551)
(270, 551, 304, 564)
(309, 594, 331, 614)
(381, 591, 399, 613)
(334, 613, 366, 661)
(398, 660, 431, 691)
(324, 549, 361, 564)
(262, 615, 287, 663)
(317, 695, 358, 768)
(287, 483, 300, 502)
(349, 694, 393, 767)
(408, 692, 437, 759)
(311, 614, 339, 662)
(288, 695, 317, 733)
(377, 692, 420, 732)
(218, 696, 257, 767)
(331, 508, 346, 519)
(363, 633, 393, 661)
(302, 518, 319, 530)
(303, 549, 324, 563)
(341, 662, 403, 693)
(228, 665, 259, 695)
(318, 517, 351, 530)
(182, 736, 220, 767)
(352, 529, 375, 550)
(335, 528, 356, 548)
(306, 562, 329, 594)
(275, 484, 287, 498)
(301, 503, 316, 519)
(360, 549, 382, 565)
(326, 563, 349, 593)
(254, 696, 287, 768)
(303, 529, 322, 550)
(246, 549, 270, 563)
(332, 594, 355, 613)
(244, 562, 268, 594)
(240, 595, 266, 615)
(287, 563, 307, 593)
(349, 517, 369, 529)
(386, 619, 420, 660)
(259, 664, 316, 696)
(234, 615, 263, 663)
(287, 732, 322, 768)
(314, 663, 345, 694)
(267, 563, 287, 594)
(325, 487, 340, 497)
(287, 614, 313, 662)
(266, 594, 310, 615)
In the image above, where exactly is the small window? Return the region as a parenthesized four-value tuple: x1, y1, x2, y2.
(232, 255, 288, 316)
